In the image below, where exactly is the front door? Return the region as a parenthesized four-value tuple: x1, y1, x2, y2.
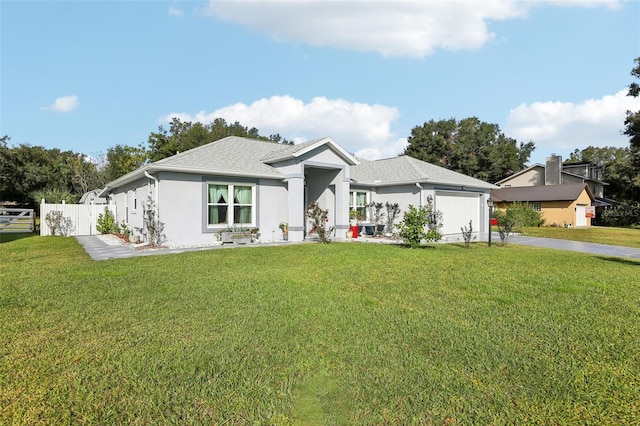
(575, 205, 587, 227)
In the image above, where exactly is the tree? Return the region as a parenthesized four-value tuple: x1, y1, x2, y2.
(0, 137, 104, 206)
(403, 117, 535, 183)
(146, 117, 293, 163)
(104, 144, 148, 182)
(623, 57, 640, 187)
(567, 146, 638, 202)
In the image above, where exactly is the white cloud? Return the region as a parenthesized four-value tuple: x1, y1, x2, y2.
(169, 6, 184, 17)
(505, 89, 639, 163)
(161, 95, 403, 159)
(199, 0, 619, 58)
(45, 95, 79, 112)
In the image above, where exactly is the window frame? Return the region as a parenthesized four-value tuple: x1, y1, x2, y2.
(206, 182, 256, 228)
(349, 190, 368, 220)
(532, 202, 542, 212)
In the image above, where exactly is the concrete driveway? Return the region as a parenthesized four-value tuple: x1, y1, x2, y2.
(509, 234, 640, 259)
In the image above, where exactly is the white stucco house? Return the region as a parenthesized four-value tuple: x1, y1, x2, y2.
(100, 136, 497, 246)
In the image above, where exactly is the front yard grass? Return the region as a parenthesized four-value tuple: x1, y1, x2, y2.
(520, 226, 640, 248)
(1, 235, 639, 424)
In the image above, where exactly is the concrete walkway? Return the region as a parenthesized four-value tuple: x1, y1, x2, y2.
(75, 235, 292, 261)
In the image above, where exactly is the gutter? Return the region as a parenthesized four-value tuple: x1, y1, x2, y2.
(415, 182, 423, 205)
(144, 171, 159, 219)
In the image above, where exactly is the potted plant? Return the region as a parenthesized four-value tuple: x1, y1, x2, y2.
(279, 222, 288, 241)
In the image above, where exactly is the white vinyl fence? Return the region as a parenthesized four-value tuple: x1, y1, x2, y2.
(40, 202, 116, 237)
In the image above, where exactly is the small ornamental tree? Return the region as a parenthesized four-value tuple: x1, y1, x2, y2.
(366, 202, 385, 235)
(493, 209, 514, 246)
(398, 204, 442, 248)
(140, 196, 166, 246)
(306, 201, 334, 243)
(385, 202, 401, 235)
(461, 220, 476, 248)
(44, 210, 63, 236)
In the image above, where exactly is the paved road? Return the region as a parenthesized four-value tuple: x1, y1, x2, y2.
(76, 234, 640, 261)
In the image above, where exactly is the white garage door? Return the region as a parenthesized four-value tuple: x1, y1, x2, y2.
(435, 192, 481, 236)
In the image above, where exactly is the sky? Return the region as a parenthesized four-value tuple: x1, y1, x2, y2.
(1, 0, 639, 168)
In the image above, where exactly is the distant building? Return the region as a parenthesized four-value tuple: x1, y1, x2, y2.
(491, 155, 612, 227)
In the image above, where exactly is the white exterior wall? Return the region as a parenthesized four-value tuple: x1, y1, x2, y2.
(149, 172, 282, 246)
(108, 177, 148, 241)
(271, 145, 352, 242)
(120, 172, 291, 247)
(257, 179, 289, 242)
(362, 184, 491, 242)
(157, 172, 204, 247)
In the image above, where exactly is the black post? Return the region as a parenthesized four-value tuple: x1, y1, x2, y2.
(487, 199, 493, 247)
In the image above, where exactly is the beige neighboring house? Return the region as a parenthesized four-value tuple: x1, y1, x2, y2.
(491, 154, 606, 227)
(490, 183, 595, 227)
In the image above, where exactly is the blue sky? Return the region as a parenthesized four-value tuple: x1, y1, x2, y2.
(2, 0, 639, 167)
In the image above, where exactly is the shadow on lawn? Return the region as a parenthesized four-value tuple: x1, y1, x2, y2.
(595, 256, 640, 266)
(0, 232, 38, 244)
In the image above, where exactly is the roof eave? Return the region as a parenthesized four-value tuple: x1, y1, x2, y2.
(352, 179, 497, 190)
(100, 164, 284, 195)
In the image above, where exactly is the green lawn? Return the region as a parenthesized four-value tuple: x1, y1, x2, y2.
(519, 226, 640, 248)
(1, 235, 639, 424)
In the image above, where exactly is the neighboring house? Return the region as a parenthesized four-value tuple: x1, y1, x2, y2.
(492, 154, 611, 226)
(490, 183, 595, 227)
(79, 189, 107, 205)
(100, 136, 497, 246)
(495, 154, 608, 201)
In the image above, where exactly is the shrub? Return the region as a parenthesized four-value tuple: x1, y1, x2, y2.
(306, 201, 334, 243)
(493, 209, 514, 246)
(139, 196, 166, 246)
(502, 202, 545, 232)
(398, 204, 442, 248)
(601, 202, 640, 227)
(365, 202, 385, 236)
(43, 210, 74, 236)
(384, 202, 401, 235)
(96, 208, 119, 234)
(32, 187, 78, 205)
(461, 220, 476, 248)
(44, 211, 62, 236)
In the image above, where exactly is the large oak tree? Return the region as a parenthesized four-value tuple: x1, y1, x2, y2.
(403, 117, 535, 183)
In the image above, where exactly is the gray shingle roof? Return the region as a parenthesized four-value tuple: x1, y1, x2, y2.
(490, 184, 593, 202)
(154, 136, 288, 178)
(104, 137, 495, 192)
(351, 156, 497, 189)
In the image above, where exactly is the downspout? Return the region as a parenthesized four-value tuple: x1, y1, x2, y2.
(144, 171, 159, 219)
(415, 182, 423, 205)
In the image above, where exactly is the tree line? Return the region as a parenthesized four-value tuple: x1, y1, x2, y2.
(2, 58, 638, 208)
(0, 118, 292, 206)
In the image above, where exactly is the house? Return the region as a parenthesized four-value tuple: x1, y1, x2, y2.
(79, 189, 107, 205)
(490, 183, 595, 227)
(492, 154, 610, 226)
(495, 154, 608, 201)
(100, 136, 497, 246)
